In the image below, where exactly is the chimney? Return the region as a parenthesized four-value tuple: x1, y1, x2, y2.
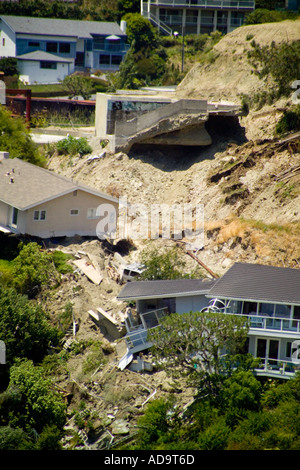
(0, 152, 9, 161)
(120, 20, 127, 34)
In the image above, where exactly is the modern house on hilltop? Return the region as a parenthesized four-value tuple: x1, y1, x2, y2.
(117, 262, 300, 378)
(0, 15, 129, 84)
(0, 152, 119, 238)
(141, 0, 255, 36)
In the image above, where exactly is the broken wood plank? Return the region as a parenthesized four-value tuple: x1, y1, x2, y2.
(73, 259, 102, 285)
(97, 307, 119, 326)
(186, 250, 219, 279)
(88, 309, 100, 321)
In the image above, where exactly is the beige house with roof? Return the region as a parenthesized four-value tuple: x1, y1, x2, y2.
(0, 153, 119, 239)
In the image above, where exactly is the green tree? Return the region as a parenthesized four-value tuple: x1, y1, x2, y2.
(61, 74, 93, 100)
(1, 359, 66, 435)
(135, 398, 176, 448)
(139, 246, 188, 280)
(0, 286, 60, 364)
(0, 57, 18, 76)
(148, 311, 249, 389)
(11, 242, 60, 296)
(0, 106, 44, 166)
(0, 426, 33, 450)
(122, 13, 159, 52)
(247, 40, 300, 97)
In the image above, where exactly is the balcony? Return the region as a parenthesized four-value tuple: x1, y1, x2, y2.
(143, 0, 255, 9)
(92, 43, 130, 53)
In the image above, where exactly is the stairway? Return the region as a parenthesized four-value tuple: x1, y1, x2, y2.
(143, 11, 173, 36)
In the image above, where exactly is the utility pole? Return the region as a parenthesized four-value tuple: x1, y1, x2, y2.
(181, 22, 185, 73)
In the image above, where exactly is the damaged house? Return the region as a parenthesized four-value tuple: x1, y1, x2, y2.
(117, 262, 300, 378)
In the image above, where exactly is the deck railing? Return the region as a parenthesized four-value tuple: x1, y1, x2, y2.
(143, 0, 255, 9)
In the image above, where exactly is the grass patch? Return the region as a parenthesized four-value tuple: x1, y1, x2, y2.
(0, 258, 14, 287)
(52, 250, 74, 274)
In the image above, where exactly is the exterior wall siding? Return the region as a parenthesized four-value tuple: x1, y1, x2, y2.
(18, 59, 72, 85)
(22, 190, 118, 238)
(0, 20, 16, 56)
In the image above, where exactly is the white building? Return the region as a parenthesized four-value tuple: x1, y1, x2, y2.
(117, 262, 300, 378)
(0, 15, 129, 84)
(141, 0, 255, 36)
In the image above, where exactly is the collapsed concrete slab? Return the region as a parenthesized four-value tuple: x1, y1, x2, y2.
(95, 90, 240, 153)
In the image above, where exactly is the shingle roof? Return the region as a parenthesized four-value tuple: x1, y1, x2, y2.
(117, 278, 217, 300)
(207, 262, 300, 305)
(1, 15, 126, 39)
(0, 157, 119, 210)
(17, 50, 73, 62)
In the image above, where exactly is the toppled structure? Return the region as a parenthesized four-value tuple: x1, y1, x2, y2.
(95, 90, 240, 153)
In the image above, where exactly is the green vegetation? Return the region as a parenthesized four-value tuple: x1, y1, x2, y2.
(243, 40, 300, 110)
(138, 246, 204, 280)
(56, 135, 92, 157)
(61, 74, 94, 100)
(275, 105, 300, 135)
(0, 106, 45, 166)
(148, 311, 250, 388)
(123, 371, 300, 450)
(244, 8, 299, 25)
(0, 57, 18, 76)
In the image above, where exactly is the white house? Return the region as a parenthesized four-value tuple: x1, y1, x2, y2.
(117, 262, 300, 378)
(0, 15, 129, 84)
(141, 0, 255, 36)
(0, 152, 119, 239)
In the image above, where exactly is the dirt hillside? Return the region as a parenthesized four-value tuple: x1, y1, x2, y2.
(176, 19, 300, 102)
(42, 20, 300, 449)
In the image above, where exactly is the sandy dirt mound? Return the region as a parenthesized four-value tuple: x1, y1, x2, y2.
(176, 20, 300, 102)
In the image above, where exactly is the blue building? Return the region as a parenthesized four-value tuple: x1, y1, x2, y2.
(0, 15, 129, 84)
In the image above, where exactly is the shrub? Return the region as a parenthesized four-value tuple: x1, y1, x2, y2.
(56, 135, 92, 156)
(275, 106, 300, 135)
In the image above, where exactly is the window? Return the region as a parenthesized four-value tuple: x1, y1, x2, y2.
(46, 42, 58, 53)
(2, 38, 5, 47)
(70, 209, 79, 216)
(33, 210, 46, 221)
(111, 55, 122, 65)
(275, 304, 291, 318)
(59, 42, 70, 54)
(28, 41, 40, 47)
(259, 303, 275, 316)
(12, 207, 18, 227)
(87, 208, 99, 219)
(243, 301, 258, 315)
(73, 190, 77, 197)
(40, 61, 57, 70)
(99, 54, 110, 64)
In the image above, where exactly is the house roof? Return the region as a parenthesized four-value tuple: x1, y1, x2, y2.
(1, 15, 126, 39)
(17, 50, 73, 63)
(207, 262, 300, 305)
(0, 157, 119, 210)
(117, 278, 217, 301)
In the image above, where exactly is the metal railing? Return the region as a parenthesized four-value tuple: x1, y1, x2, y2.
(140, 307, 169, 329)
(142, 11, 173, 35)
(242, 313, 300, 333)
(143, 0, 255, 9)
(255, 358, 299, 377)
(92, 44, 130, 53)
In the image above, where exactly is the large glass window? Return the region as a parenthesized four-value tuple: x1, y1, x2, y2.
(259, 303, 274, 316)
(243, 301, 257, 315)
(46, 42, 58, 53)
(275, 304, 291, 318)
